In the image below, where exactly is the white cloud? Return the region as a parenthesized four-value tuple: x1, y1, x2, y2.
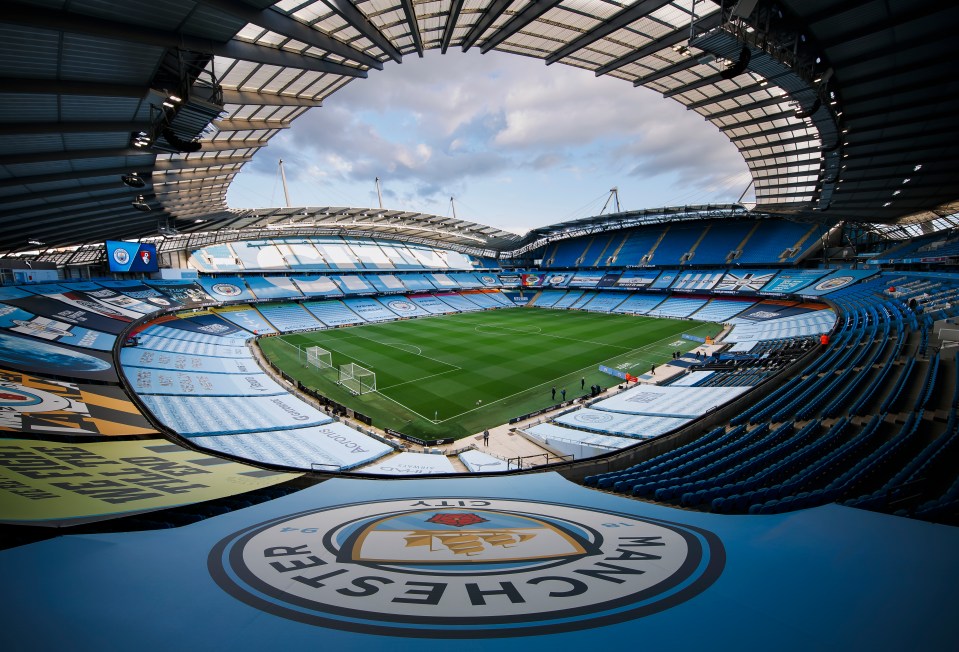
(229, 49, 752, 228)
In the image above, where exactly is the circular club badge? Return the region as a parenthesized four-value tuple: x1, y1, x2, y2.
(387, 300, 416, 313)
(112, 248, 130, 266)
(211, 283, 243, 297)
(0, 386, 70, 412)
(813, 276, 854, 292)
(209, 498, 723, 638)
(574, 412, 615, 423)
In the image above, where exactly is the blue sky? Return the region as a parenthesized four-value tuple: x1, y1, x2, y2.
(227, 50, 753, 235)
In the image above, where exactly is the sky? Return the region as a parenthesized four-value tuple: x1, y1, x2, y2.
(226, 50, 754, 236)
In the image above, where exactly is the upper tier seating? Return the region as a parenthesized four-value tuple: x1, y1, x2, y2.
(246, 276, 304, 300)
(256, 303, 324, 332)
(303, 300, 365, 326)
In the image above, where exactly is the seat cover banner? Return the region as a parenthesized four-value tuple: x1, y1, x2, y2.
(0, 438, 297, 525)
(0, 474, 955, 649)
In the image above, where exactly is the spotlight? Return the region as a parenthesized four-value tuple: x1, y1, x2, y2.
(132, 195, 152, 212)
(121, 173, 146, 188)
(168, 94, 182, 103)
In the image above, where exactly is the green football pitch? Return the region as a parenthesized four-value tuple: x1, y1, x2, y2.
(258, 307, 721, 441)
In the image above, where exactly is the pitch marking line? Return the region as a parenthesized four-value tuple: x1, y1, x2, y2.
(432, 329, 696, 424)
(377, 367, 459, 392)
(318, 329, 462, 371)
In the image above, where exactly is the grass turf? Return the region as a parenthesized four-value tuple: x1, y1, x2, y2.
(258, 307, 720, 440)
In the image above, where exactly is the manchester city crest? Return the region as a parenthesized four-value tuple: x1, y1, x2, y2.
(209, 498, 724, 637)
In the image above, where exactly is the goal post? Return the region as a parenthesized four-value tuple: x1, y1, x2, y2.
(306, 346, 332, 370)
(338, 363, 376, 395)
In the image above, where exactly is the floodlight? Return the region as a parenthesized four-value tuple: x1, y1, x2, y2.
(121, 173, 146, 188)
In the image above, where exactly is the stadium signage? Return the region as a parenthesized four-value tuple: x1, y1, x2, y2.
(385, 428, 453, 447)
(210, 498, 724, 637)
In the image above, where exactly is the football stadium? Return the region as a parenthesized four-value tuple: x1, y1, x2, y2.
(1, 0, 958, 648)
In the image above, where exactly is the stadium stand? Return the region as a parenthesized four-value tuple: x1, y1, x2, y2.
(302, 300, 365, 326)
(410, 294, 456, 314)
(245, 276, 304, 300)
(343, 297, 398, 322)
(648, 295, 710, 318)
(256, 303, 325, 332)
(612, 293, 666, 315)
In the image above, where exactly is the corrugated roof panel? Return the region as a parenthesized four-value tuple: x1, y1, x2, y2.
(60, 34, 164, 84)
(0, 95, 59, 123)
(73, 0, 198, 32)
(0, 26, 60, 79)
(60, 96, 144, 121)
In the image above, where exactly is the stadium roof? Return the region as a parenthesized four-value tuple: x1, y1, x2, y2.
(1, 0, 957, 256)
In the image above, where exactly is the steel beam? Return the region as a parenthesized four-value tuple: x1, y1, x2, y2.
(595, 11, 724, 76)
(0, 165, 156, 190)
(398, 0, 424, 56)
(440, 0, 465, 54)
(221, 89, 323, 107)
(325, 0, 402, 62)
(194, 0, 383, 69)
(0, 148, 150, 166)
(632, 56, 701, 87)
(481, 0, 565, 54)
(461, 0, 512, 52)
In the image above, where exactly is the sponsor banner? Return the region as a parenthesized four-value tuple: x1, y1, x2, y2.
(0, 367, 156, 437)
(96, 281, 182, 309)
(599, 364, 627, 380)
(198, 277, 256, 302)
(615, 271, 661, 288)
(650, 271, 679, 290)
(163, 312, 248, 337)
(498, 274, 521, 286)
(0, 303, 116, 351)
(144, 280, 215, 307)
(502, 292, 530, 305)
(458, 449, 510, 473)
(0, 331, 117, 382)
(669, 271, 723, 291)
(713, 270, 777, 294)
(568, 272, 605, 288)
(735, 302, 817, 322)
(597, 272, 622, 288)
(542, 272, 571, 287)
(477, 274, 500, 287)
(79, 285, 160, 314)
(759, 269, 830, 294)
(682, 334, 707, 343)
(359, 451, 456, 475)
(798, 269, 879, 296)
(124, 368, 286, 397)
(1, 294, 130, 334)
(521, 273, 545, 288)
(0, 438, 297, 525)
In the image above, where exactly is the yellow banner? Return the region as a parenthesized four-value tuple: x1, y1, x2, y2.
(0, 438, 299, 525)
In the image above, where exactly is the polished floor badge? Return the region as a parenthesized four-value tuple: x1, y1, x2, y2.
(210, 498, 724, 638)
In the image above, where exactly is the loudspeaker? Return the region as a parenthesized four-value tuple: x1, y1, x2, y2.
(720, 45, 751, 80)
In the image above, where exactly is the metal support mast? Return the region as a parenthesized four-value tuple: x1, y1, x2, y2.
(278, 159, 292, 208)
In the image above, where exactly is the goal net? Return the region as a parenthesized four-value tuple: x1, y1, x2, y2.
(306, 346, 332, 370)
(338, 363, 376, 395)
